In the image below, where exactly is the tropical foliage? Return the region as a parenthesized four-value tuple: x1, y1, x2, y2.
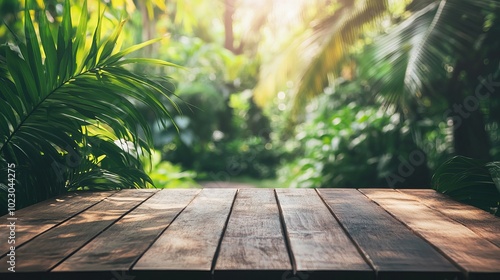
(1, 0, 499, 215)
(261, 3, 496, 174)
(143, 150, 197, 189)
(263, 0, 500, 208)
(0, 0, 178, 212)
(277, 78, 432, 189)
(432, 156, 500, 216)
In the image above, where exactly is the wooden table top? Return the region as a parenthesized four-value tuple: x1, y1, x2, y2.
(1, 188, 499, 280)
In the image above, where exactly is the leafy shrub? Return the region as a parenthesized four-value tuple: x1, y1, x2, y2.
(432, 156, 500, 216)
(277, 80, 431, 188)
(0, 0, 177, 213)
(143, 150, 198, 189)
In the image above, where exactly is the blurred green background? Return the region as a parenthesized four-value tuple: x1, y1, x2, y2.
(1, 0, 499, 214)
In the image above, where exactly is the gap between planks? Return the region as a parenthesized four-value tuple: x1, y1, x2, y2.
(213, 189, 292, 280)
(275, 188, 372, 278)
(133, 189, 237, 272)
(360, 188, 500, 278)
(0, 191, 117, 257)
(54, 189, 201, 272)
(317, 188, 459, 280)
(0, 189, 157, 272)
(398, 189, 500, 248)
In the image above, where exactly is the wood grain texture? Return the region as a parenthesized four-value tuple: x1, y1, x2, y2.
(318, 189, 458, 279)
(401, 189, 500, 248)
(2, 188, 499, 279)
(53, 189, 200, 272)
(0, 191, 115, 257)
(361, 189, 500, 276)
(275, 189, 371, 273)
(0, 189, 156, 272)
(215, 189, 291, 271)
(133, 188, 236, 271)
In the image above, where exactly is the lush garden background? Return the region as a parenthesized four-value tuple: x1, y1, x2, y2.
(1, 0, 499, 215)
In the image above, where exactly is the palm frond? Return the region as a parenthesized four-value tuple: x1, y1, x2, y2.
(256, 0, 496, 120)
(294, 0, 387, 113)
(0, 0, 179, 211)
(361, 0, 495, 108)
(432, 156, 500, 215)
(254, 0, 388, 115)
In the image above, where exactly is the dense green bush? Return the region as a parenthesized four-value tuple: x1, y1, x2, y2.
(433, 156, 500, 216)
(147, 37, 279, 181)
(162, 114, 280, 180)
(0, 0, 178, 213)
(277, 79, 434, 188)
(143, 150, 198, 189)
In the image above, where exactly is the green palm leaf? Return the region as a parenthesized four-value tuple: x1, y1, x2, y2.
(254, 0, 388, 116)
(359, 0, 494, 108)
(432, 156, 500, 215)
(294, 0, 387, 112)
(0, 0, 179, 212)
(256, 0, 496, 117)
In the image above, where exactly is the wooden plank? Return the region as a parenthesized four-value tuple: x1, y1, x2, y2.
(318, 189, 458, 279)
(53, 189, 200, 272)
(214, 189, 291, 277)
(133, 188, 236, 272)
(0, 191, 115, 257)
(401, 189, 500, 248)
(361, 189, 500, 278)
(0, 189, 157, 272)
(275, 189, 371, 277)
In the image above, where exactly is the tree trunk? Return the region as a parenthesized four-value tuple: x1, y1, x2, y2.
(223, 0, 244, 54)
(224, 0, 235, 52)
(137, 1, 156, 54)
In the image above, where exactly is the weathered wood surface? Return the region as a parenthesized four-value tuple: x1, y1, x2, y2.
(133, 188, 236, 271)
(54, 189, 200, 271)
(1, 188, 499, 280)
(361, 189, 500, 278)
(400, 189, 500, 248)
(275, 188, 371, 276)
(215, 189, 290, 270)
(0, 190, 156, 272)
(318, 189, 458, 279)
(0, 191, 116, 257)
